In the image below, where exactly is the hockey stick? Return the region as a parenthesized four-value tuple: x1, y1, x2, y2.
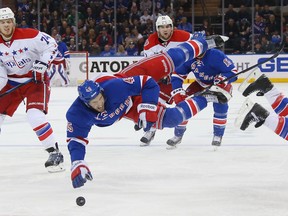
(186, 36, 286, 100)
(0, 78, 33, 98)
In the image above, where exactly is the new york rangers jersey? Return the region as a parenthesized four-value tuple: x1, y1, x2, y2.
(144, 29, 193, 57)
(0, 28, 58, 89)
(171, 48, 238, 89)
(66, 75, 159, 161)
(54, 41, 70, 62)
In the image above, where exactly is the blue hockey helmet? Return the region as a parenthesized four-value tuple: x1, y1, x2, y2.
(78, 80, 103, 104)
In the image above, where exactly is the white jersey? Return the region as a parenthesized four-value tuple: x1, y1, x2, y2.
(0, 28, 58, 90)
(143, 29, 193, 57)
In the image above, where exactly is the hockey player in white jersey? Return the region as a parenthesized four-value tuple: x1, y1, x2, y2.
(48, 34, 70, 86)
(140, 15, 194, 146)
(0, 7, 64, 172)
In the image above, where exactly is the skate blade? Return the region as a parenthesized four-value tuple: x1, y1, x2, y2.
(166, 145, 177, 150)
(234, 98, 255, 129)
(46, 164, 66, 173)
(238, 68, 261, 95)
(140, 143, 150, 147)
(219, 35, 229, 42)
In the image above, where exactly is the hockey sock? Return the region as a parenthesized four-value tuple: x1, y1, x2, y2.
(174, 124, 187, 137)
(27, 108, 56, 149)
(166, 37, 207, 65)
(265, 115, 288, 140)
(266, 89, 288, 116)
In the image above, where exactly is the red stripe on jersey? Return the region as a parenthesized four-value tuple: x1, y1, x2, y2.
(66, 136, 89, 145)
(213, 118, 227, 125)
(271, 94, 285, 110)
(141, 75, 149, 88)
(275, 117, 284, 135)
(187, 40, 200, 57)
(38, 128, 53, 141)
(95, 75, 116, 83)
(186, 100, 198, 116)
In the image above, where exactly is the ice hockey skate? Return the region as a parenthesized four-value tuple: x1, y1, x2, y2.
(45, 143, 65, 173)
(166, 135, 182, 150)
(235, 98, 270, 130)
(140, 130, 156, 146)
(211, 135, 222, 151)
(238, 69, 273, 97)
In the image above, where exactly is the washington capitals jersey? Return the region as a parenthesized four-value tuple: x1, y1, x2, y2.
(171, 48, 238, 89)
(144, 29, 193, 57)
(66, 75, 159, 161)
(0, 28, 58, 87)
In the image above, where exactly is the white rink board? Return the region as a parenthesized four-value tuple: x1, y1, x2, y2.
(69, 54, 288, 84)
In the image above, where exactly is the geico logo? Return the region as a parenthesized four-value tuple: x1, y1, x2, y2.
(259, 57, 288, 72)
(90, 60, 139, 73)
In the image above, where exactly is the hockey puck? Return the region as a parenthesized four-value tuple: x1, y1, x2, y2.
(76, 196, 86, 206)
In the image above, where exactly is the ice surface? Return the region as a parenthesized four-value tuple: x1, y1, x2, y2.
(0, 83, 287, 216)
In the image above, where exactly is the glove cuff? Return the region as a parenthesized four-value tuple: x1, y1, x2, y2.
(137, 103, 157, 113)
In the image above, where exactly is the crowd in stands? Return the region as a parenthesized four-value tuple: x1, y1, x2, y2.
(15, 0, 288, 56)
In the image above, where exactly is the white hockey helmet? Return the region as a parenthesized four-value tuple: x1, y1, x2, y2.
(156, 15, 173, 31)
(0, 7, 15, 23)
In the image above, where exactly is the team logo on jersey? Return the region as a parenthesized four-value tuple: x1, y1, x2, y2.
(123, 77, 135, 84)
(223, 58, 232, 67)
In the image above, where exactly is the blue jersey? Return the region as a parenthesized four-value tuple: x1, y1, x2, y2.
(171, 48, 238, 89)
(55, 41, 70, 61)
(66, 75, 159, 161)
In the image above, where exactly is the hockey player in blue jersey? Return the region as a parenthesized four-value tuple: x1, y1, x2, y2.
(48, 34, 70, 86)
(166, 48, 238, 148)
(66, 36, 233, 188)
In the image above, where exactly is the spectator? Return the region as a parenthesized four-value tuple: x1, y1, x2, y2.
(115, 44, 128, 56)
(254, 42, 265, 54)
(261, 4, 274, 21)
(68, 38, 76, 51)
(129, 3, 140, 26)
(199, 18, 214, 36)
(140, 0, 152, 13)
(140, 9, 152, 26)
(163, 6, 176, 18)
(254, 14, 266, 35)
(225, 18, 239, 48)
(100, 45, 114, 56)
(238, 18, 251, 40)
(125, 41, 138, 56)
(61, 25, 75, 47)
(177, 17, 192, 33)
(261, 35, 275, 54)
(90, 42, 102, 57)
(79, 38, 90, 52)
(175, 6, 185, 24)
(232, 38, 251, 54)
(96, 28, 113, 51)
(266, 14, 281, 34)
(225, 4, 238, 24)
(117, 5, 130, 23)
(237, 4, 251, 23)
